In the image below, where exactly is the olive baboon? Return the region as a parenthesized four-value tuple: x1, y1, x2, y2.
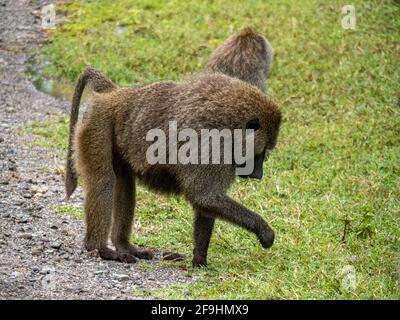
(66, 70, 281, 267)
(204, 28, 273, 93)
(64, 28, 273, 196)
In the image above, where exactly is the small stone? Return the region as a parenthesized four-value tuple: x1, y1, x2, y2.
(50, 242, 61, 249)
(183, 289, 191, 297)
(31, 247, 43, 256)
(40, 266, 54, 275)
(17, 233, 33, 240)
(113, 273, 129, 281)
(32, 185, 48, 196)
(11, 271, 22, 278)
(16, 216, 29, 223)
(74, 258, 82, 263)
(70, 285, 84, 293)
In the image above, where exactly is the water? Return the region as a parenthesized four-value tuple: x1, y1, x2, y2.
(26, 59, 89, 103)
(32, 77, 77, 102)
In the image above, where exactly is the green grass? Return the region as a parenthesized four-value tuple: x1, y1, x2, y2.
(22, 115, 69, 158)
(29, 0, 400, 299)
(50, 203, 84, 220)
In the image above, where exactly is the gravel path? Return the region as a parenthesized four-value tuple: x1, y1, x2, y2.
(0, 0, 193, 300)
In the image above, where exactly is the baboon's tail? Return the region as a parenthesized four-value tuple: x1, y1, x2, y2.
(65, 67, 117, 200)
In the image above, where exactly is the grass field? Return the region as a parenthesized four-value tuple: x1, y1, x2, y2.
(27, 0, 400, 299)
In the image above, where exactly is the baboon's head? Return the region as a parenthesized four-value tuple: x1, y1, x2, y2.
(188, 74, 281, 180)
(236, 94, 281, 180)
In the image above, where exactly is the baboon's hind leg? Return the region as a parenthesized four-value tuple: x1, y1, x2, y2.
(77, 122, 136, 263)
(111, 153, 154, 260)
(82, 169, 137, 263)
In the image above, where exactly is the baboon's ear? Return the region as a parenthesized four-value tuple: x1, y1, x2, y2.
(246, 118, 261, 131)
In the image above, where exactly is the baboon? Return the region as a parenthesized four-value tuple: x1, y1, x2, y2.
(66, 69, 281, 267)
(204, 28, 273, 93)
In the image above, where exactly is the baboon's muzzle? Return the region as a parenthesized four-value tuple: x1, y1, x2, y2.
(237, 149, 267, 180)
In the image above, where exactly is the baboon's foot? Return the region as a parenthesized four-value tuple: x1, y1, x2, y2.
(192, 255, 207, 267)
(115, 243, 154, 260)
(98, 247, 138, 263)
(162, 250, 185, 261)
(257, 227, 275, 249)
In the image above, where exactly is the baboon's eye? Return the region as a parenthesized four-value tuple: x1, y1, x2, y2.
(246, 118, 261, 131)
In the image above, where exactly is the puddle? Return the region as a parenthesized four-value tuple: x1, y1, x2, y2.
(32, 77, 77, 102)
(26, 59, 90, 103)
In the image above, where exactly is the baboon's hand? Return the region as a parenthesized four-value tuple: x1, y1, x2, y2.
(257, 223, 274, 248)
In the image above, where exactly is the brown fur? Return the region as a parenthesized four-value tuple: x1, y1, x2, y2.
(67, 71, 281, 266)
(204, 28, 273, 93)
(65, 67, 116, 200)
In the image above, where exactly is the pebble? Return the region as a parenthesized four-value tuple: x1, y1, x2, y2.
(50, 242, 61, 249)
(17, 233, 33, 239)
(31, 247, 42, 256)
(69, 285, 85, 293)
(16, 215, 29, 223)
(113, 273, 130, 281)
(40, 266, 55, 275)
(11, 271, 22, 278)
(94, 270, 105, 275)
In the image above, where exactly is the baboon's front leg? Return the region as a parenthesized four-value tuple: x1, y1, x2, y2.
(191, 193, 274, 250)
(111, 155, 153, 260)
(192, 211, 215, 267)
